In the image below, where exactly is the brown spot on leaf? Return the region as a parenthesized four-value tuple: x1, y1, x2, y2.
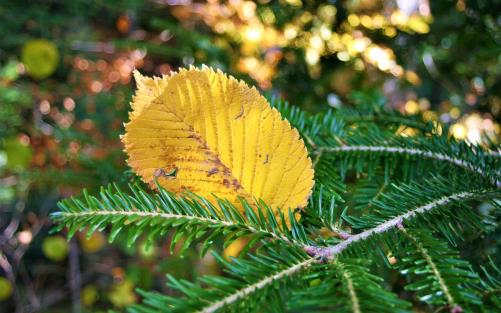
(263, 154, 269, 164)
(153, 168, 165, 177)
(207, 168, 219, 176)
(231, 179, 242, 189)
(154, 167, 177, 179)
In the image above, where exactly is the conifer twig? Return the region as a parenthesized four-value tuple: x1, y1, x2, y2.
(304, 191, 480, 260)
(319, 145, 501, 187)
(197, 257, 317, 313)
(56, 209, 297, 246)
(333, 262, 361, 313)
(398, 226, 459, 311)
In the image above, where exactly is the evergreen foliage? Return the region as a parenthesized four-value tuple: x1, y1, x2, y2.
(52, 99, 501, 312)
(396, 228, 480, 310)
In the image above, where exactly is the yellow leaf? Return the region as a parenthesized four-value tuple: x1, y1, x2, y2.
(123, 66, 314, 221)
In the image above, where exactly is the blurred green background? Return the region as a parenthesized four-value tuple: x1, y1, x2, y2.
(0, 0, 500, 312)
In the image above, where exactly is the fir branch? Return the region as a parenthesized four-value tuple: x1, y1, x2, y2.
(394, 227, 481, 310)
(287, 259, 411, 312)
(318, 145, 500, 187)
(198, 257, 317, 313)
(306, 189, 492, 260)
(398, 226, 458, 310)
(284, 108, 501, 187)
(344, 174, 492, 243)
(334, 262, 361, 313)
(51, 184, 309, 255)
(131, 247, 317, 313)
(55, 209, 293, 246)
(271, 96, 500, 187)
